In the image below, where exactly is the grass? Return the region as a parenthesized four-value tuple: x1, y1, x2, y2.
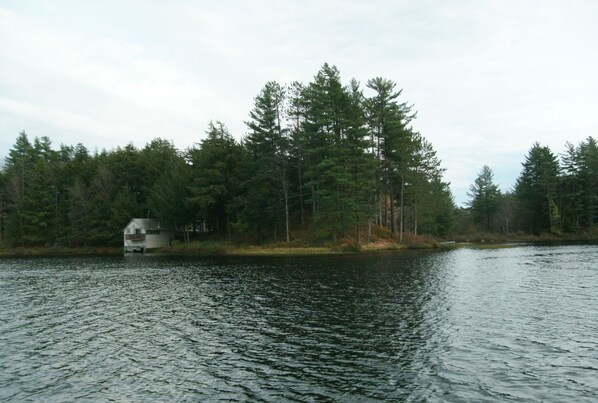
(454, 229, 598, 244)
(160, 240, 346, 256)
(158, 231, 439, 256)
(360, 239, 407, 252)
(0, 245, 122, 257)
(4, 226, 596, 258)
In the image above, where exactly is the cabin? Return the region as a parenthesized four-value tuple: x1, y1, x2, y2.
(123, 218, 172, 253)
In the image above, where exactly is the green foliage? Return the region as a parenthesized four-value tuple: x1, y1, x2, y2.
(515, 143, 561, 235)
(364, 76, 454, 240)
(148, 154, 191, 233)
(467, 165, 501, 232)
(0, 64, 462, 247)
(560, 137, 598, 231)
(548, 198, 562, 235)
(241, 81, 290, 241)
(187, 122, 248, 239)
(300, 64, 376, 240)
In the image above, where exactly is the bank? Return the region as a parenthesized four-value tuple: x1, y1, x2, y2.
(0, 246, 123, 257)
(1, 233, 596, 258)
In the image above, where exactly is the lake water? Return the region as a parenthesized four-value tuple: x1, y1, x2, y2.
(1, 245, 597, 401)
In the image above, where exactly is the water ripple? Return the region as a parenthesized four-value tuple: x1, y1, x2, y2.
(1, 246, 597, 401)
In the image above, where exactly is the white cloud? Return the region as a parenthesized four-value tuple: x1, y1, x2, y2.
(2, 1, 598, 204)
(0, 6, 211, 150)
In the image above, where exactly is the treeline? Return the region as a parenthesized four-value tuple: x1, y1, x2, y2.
(0, 64, 456, 247)
(464, 138, 598, 235)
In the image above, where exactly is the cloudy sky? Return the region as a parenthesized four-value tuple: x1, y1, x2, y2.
(1, 0, 597, 205)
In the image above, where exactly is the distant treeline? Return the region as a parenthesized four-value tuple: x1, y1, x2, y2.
(3, 64, 593, 248)
(0, 64, 456, 247)
(463, 137, 598, 236)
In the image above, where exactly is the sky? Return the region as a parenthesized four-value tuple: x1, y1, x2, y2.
(1, 0, 598, 205)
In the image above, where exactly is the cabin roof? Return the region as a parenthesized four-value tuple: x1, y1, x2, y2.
(124, 218, 161, 231)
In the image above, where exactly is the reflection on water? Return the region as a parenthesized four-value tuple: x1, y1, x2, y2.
(1, 245, 597, 401)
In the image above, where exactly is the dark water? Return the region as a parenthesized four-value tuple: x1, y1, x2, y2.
(1, 245, 597, 401)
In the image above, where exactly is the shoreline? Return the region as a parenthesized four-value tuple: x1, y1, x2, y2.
(0, 246, 123, 258)
(1, 237, 597, 258)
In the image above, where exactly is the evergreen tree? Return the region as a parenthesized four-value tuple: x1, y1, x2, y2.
(187, 122, 248, 239)
(575, 137, 598, 227)
(415, 177, 456, 237)
(515, 143, 561, 234)
(87, 164, 118, 244)
(365, 77, 418, 241)
(3, 132, 61, 245)
(560, 137, 598, 231)
(242, 81, 291, 242)
(405, 136, 453, 237)
(344, 79, 377, 242)
(6, 131, 35, 167)
(365, 77, 403, 233)
(497, 191, 516, 235)
(69, 180, 91, 246)
(0, 65, 471, 246)
(103, 143, 146, 218)
(287, 81, 309, 225)
(65, 144, 96, 246)
(3, 131, 34, 245)
(148, 150, 192, 240)
(21, 158, 56, 245)
(561, 141, 584, 231)
(300, 64, 374, 240)
(467, 165, 501, 232)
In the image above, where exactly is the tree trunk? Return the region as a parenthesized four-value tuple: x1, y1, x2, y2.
(367, 196, 373, 243)
(414, 203, 418, 236)
(311, 185, 316, 216)
(283, 176, 290, 243)
(399, 174, 405, 243)
(390, 182, 397, 237)
(357, 217, 361, 244)
(298, 161, 305, 225)
(226, 214, 231, 241)
(378, 190, 383, 227)
(382, 190, 388, 229)
(284, 195, 290, 244)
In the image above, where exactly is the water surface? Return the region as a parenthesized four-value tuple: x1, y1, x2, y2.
(1, 245, 597, 401)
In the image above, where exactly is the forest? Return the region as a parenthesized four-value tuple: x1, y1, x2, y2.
(463, 137, 598, 237)
(0, 64, 596, 248)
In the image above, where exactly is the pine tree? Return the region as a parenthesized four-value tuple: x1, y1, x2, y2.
(300, 64, 375, 240)
(365, 77, 418, 241)
(560, 137, 598, 230)
(87, 164, 117, 244)
(69, 180, 91, 246)
(576, 137, 598, 227)
(467, 165, 501, 232)
(242, 81, 291, 242)
(3, 131, 34, 245)
(148, 154, 192, 240)
(515, 143, 561, 234)
(3, 132, 62, 245)
(560, 141, 584, 231)
(187, 122, 248, 239)
(406, 136, 451, 237)
(287, 81, 309, 225)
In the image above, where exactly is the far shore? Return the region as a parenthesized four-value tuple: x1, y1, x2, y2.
(1, 235, 597, 258)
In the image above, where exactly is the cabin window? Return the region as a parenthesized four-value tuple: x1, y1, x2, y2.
(136, 228, 141, 235)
